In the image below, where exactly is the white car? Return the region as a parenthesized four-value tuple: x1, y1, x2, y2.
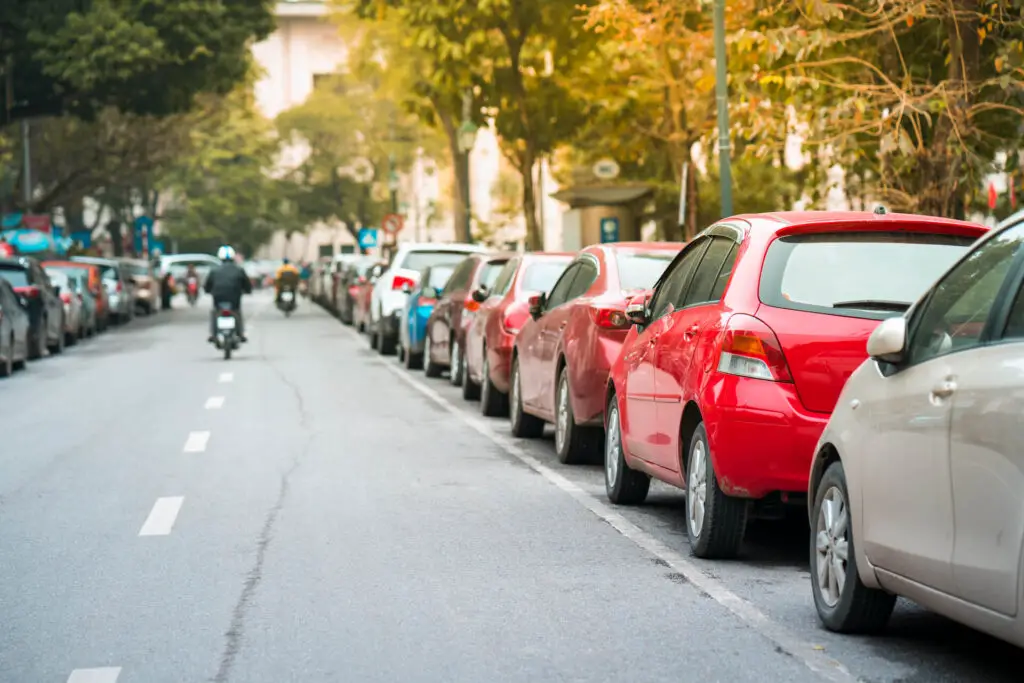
(369, 243, 488, 355)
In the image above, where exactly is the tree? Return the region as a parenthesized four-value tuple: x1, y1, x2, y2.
(1, 0, 276, 123)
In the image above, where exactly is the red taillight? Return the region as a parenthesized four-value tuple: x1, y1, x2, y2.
(116, 281, 123, 293)
(502, 302, 529, 334)
(18, 286, 40, 298)
(716, 314, 793, 382)
(589, 306, 630, 329)
(60, 292, 71, 304)
(348, 285, 360, 297)
(392, 275, 415, 291)
(464, 297, 480, 313)
(219, 310, 234, 317)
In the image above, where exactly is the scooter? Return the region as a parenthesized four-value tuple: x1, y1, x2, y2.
(277, 286, 297, 317)
(186, 277, 199, 306)
(213, 303, 240, 360)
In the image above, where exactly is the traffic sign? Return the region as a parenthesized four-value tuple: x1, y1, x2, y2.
(599, 216, 620, 243)
(381, 213, 404, 236)
(357, 228, 379, 249)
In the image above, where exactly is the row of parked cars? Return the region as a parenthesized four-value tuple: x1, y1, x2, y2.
(318, 209, 1024, 650)
(0, 254, 165, 377)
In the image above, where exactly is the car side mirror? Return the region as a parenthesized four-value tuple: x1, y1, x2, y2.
(625, 293, 650, 327)
(471, 286, 488, 303)
(867, 316, 907, 363)
(528, 292, 546, 320)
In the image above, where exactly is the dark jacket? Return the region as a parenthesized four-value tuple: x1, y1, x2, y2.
(204, 262, 252, 308)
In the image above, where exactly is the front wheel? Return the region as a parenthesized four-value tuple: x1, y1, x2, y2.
(449, 337, 464, 386)
(686, 423, 748, 559)
(424, 335, 442, 378)
(461, 350, 480, 400)
(480, 352, 508, 417)
(554, 367, 600, 465)
(811, 461, 896, 633)
(605, 398, 650, 505)
(509, 358, 544, 438)
(224, 338, 233, 360)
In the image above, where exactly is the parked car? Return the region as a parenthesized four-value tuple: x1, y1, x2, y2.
(0, 256, 66, 358)
(806, 215, 1024, 645)
(66, 269, 99, 337)
(72, 256, 133, 323)
(398, 263, 458, 372)
(605, 211, 988, 560)
(463, 252, 574, 415)
(423, 253, 513, 384)
(329, 255, 370, 314)
(118, 258, 162, 314)
(353, 262, 387, 333)
(338, 258, 377, 325)
(510, 243, 679, 463)
(43, 261, 110, 331)
(46, 270, 84, 345)
(369, 243, 489, 355)
(161, 253, 220, 289)
(0, 277, 30, 376)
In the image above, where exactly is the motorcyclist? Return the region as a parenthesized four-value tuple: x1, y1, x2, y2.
(205, 245, 252, 342)
(275, 258, 301, 303)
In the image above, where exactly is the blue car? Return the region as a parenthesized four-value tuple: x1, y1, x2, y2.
(398, 263, 456, 370)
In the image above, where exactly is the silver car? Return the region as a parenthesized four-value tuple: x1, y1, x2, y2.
(808, 216, 1024, 647)
(72, 256, 134, 324)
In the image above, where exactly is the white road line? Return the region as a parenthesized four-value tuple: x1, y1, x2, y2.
(378, 359, 859, 683)
(138, 497, 184, 537)
(205, 396, 225, 409)
(218, 372, 234, 383)
(67, 668, 121, 683)
(183, 431, 210, 452)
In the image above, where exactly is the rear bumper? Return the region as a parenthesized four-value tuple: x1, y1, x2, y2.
(700, 372, 829, 498)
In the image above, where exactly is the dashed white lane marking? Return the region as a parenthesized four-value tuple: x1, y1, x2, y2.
(218, 372, 234, 383)
(205, 396, 225, 409)
(67, 668, 121, 683)
(376, 356, 859, 683)
(138, 496, 184, 537)
(183, 431, 210, 452)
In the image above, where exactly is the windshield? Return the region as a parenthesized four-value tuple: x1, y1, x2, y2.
(48, 266, 90, 282)
(124, 262, 150, 276)
(616, 252, 675, 291)
(0, 267, 29, 288)
(48, 271, 70, 288)
(426, 266, 456, 289)
(521, 260, 571, 293)
(400, 251, 476, 272)
(760, 231, 979, 319)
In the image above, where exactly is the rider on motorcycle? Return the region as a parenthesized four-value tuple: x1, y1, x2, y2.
(205, 245, 252, 342)
(275, 258, 301, 303)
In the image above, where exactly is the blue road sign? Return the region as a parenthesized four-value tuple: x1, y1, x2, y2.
(133, 216, 154, 253)
(599, 216, 620, 243)
(358, 228, 379, 249)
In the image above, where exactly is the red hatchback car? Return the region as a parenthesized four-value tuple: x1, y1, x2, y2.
(463, 252, 573, 415)
(510, 242, 679, 464)
(605, 212, 988, 559)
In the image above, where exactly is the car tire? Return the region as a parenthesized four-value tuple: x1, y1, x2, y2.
(424, 335, 442, 378)
(605, 397, 650, 505)
(405, 344, 424, 370)
(509, 357, 544, 438)
(461, 352, 481, 400)
(811, 461, 896, 633)
(449, 337, 464, 386)
(397, 343, 406, 363)
(0, 336, 12, 378)
(554, 366, 601, 465)
(480, 351, 509, 417)
(378, 325, 397, 356)
(368, 321, 379, 349)
(29, 321, 45, 360)
(49, 316, 65, 355)
(686, 422, 748, 559)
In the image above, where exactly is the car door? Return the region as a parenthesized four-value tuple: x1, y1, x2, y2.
(520, 263, 580, 410)
(861, 225, 1023, 594)
(469, 258, 517, 379)
(430, 258, 474, 362)
(653, 234, 740, 471)
(538, 258, 599, 416)
(622, 239, 709, 462)
(31, 262, 60, 337)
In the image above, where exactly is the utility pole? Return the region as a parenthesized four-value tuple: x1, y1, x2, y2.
(713, 0, 733, 217)
(21, 119, 31, 208)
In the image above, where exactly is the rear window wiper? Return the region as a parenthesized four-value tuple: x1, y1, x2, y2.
(832, 299, 910, 312)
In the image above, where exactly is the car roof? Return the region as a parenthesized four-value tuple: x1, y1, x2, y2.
(73, 256, 119, 266)
(396, 243, 489, 254)
(0, 257, 30, 268)
(736, 210, 987, 237)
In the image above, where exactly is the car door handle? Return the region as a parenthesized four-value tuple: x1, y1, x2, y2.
(931, 380, 957, 399)
(683, 324, 700, 340)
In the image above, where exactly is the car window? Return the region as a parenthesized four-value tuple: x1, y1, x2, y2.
(683, 237, 737, 307)
(400, 250, 476, 273)
(709, 244, 738, 301)
(616, 251, 676, 292)
(0, 267, 29, 288)
(545, 264, 581, 310)
(441, 258, 474, 295)
(908, 225, 1024, 364)
(521, 260, 571, 294)
(649, 239, 709, 321)
(489, 259, 519, 296)
(477, 261, 508, 291)
(566, 260, 598, 300)
(426, 265, 456, 290)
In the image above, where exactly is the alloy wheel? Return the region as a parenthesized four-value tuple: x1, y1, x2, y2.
(481, 356, 491, 405)
(510, 365, 521, 422)
(815, 486, 849, 608)
(605, 403, 620, 486)
(555, 375, 570, 453)
(687, 439, 709, 539)
(450, 340, 462, 384)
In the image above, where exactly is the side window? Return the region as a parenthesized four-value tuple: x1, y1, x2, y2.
(684, 237, 737, 307)
(908, 225, 1024, 364)
(441, 259, 473, 296)
(566, 260, 598, 301)
(649, 238, 709, 321)
(545, 264, 581, 309)
(709, 244, 739, 301)
(490, 259, 519, 296)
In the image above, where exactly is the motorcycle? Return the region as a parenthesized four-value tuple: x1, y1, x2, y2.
(277, 286, 297, 317)
(213, 303, 240, 360)
(186, 277, 199, 306)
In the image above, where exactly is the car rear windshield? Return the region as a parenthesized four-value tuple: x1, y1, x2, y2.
(760, 231, 979, 320)
(124, 263, 150, 276)
(616, 252, 676, 291)
(521, 261, 571, 293)
(478, 261, 507, 289)
(49, 266, 89, 281)
(0, 267, 29, 287)
(399, 251, 475, 272)
(48, 271, 69, 287)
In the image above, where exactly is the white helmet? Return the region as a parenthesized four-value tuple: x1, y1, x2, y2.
(217, 245, 236, 261)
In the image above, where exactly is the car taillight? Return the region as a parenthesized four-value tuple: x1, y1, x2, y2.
(219, 309, 234, 317)
(348, 285, 360, 297)
(392, 275, 415, 291)
(716, 314, 793, 382)
(60, 292, 71, 304)
(589, 306, 630, 329)
(116, 281, 123, 293)
(502, 302, 529, 334)
(464, 297, 480, 313)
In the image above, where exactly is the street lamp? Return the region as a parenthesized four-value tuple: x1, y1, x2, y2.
(457, 118, 478, 244)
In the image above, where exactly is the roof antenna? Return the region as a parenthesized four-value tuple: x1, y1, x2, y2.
(873, 205, 888, 215)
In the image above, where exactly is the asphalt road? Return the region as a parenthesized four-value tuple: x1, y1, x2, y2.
(2, 291, 1022, 683)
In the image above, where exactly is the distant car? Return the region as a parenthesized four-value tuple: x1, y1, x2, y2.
(0, 277, 30, 376)
(398, 263, 457, 372)
(43, 261, 110, 331)
(807, 215, 1024, 646)
(65, 269, 99, 337)
(72, 256, 133, 324)
(118, 258, 162, 315)
(369, 243, 489, 355)
(0, 256, 66, 358)
(338, 258, 376, 325)
(46, 269, 84, 345)
(354, 262, 387, 333)
(463, 252, 573, 415)
(424, 252, 513, 386)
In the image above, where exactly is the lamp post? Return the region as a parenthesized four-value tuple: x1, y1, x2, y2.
(456, 91, 478, 244)
(712, 0, 733, 217)
(387, 153, 399, 214)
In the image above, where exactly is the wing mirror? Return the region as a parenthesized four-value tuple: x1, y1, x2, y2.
(471, 286, 488, 303)
(625, 293, 650, 327)
(867, 316, 907, 363)
(528, 292, 546, 320)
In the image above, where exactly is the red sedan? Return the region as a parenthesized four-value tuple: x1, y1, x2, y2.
(510, 242, 679, 464)
(605, 211, 988, 559)
(463, 252, 573, 415)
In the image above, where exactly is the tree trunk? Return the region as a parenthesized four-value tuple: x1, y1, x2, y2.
(438, 109, 470, 243)
(685, 167, 700, 241)
(107, 220, 124, 257)
(520, 147, 542, 251)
